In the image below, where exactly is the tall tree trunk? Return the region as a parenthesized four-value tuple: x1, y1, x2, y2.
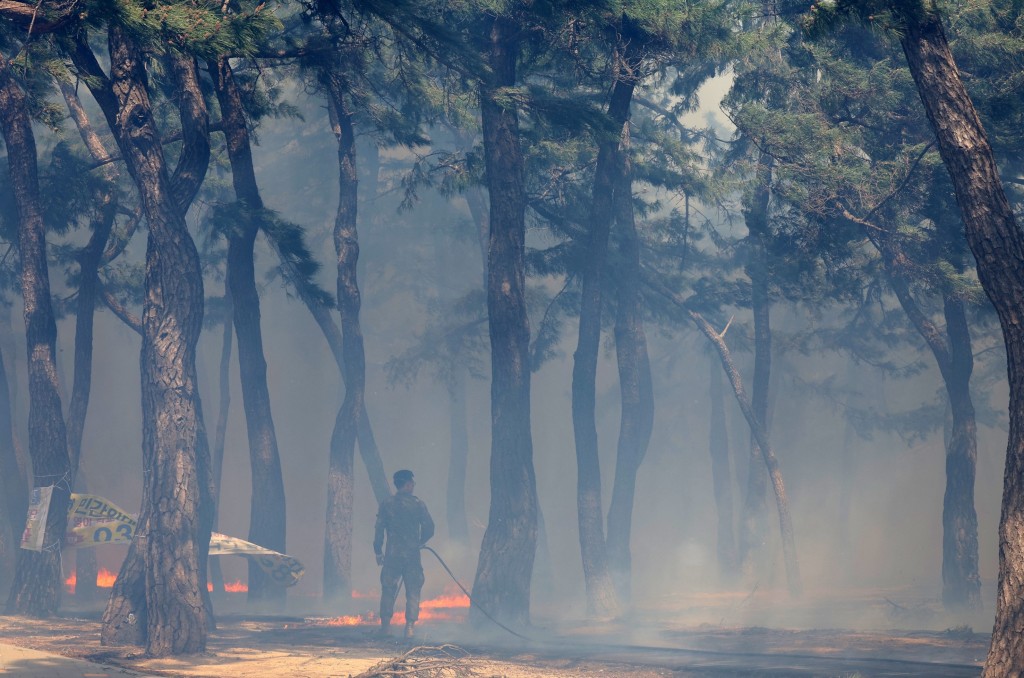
(470, 15, 538, 629)
(447, 369, 470, 542)
(863, 218, 983, 612)
(892, 8, 1024, 669)
(605, 131, 654, 603)
(708, 357, 738, 580)
(571, 49, 638, 618)
(58, 75, 119, 607)
(940, 290, 980, 611)
(321, 74, 364, 606)
(259, 209, 389, 504)
(0, 54, 72, 618)
(210, 56, 287, 608)
(209, 288, 232, 598)
(686, 310, 801, 597)
(738, 157, 772, 572)
(0, 337, 21, 600)
(69, 31, 211, 655)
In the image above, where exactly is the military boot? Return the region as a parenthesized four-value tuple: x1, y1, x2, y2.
(404, 622, 415, 640)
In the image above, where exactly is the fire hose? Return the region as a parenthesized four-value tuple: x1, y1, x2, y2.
(420, 545, 531, 641)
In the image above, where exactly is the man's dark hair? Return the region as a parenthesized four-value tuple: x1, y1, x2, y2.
(393, 469, 414, 488)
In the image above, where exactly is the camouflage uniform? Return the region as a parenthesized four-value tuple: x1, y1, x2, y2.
(374, 492, 434, 626)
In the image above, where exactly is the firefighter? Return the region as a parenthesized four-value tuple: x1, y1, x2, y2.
(374, 469, 435, 638)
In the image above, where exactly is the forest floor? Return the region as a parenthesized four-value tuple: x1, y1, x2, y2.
(0, 603, 989, 677)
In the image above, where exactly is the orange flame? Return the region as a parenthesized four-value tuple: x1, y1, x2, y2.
(65, 568, 119, 594)
(224, 580, 248, 593)
(316, 588, 469, 626)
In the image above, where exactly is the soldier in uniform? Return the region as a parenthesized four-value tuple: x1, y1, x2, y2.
(374, 469, 435, 638)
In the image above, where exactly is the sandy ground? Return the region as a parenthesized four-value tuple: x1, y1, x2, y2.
(0, 615, 678, 678)
(0, 609, 988, 678)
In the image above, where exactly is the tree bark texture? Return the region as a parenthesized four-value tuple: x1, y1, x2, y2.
(0, 54, 72, 618)
(322, 75, 363, 605)
(470, 15, 538, 629)
(210, 56, 287, 608)
(688, 311, 801, 597)
(739, 157, 772, 572)
(894, 11, 1024, 668)
(708, 357, 738, 579)
(571, 52, 638, 618)
(605, 134, 654, 603)
(70, 28, 210, 655)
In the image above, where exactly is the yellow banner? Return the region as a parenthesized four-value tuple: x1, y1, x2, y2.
(65, 494, 137, 548)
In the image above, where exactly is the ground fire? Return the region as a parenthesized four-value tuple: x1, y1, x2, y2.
(64, 570, 248, 595)
(313, 588, 470, 626)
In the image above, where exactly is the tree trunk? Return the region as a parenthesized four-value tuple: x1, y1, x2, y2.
(708, 357, 738, 580)
(0, 54, 72, 618)
(893, 9, 1024, 669)
(321, 74, 364, 606)
(940, 291, 980, 611)
(447, 369, 470, 542)
(0, 323, 24, 601)
(687, 310, 801, 597)
(738, 157, 772, 572)
(58, 75, 119, 607)
(209, 288, 232, 598)
(210, 56, 287, 609)
(571, 51, 639, 618)
(605, 131, 654, 603)
(470, 15, 538, 629)
(69, 29, 210, 655)
(269, 246, 390, 505)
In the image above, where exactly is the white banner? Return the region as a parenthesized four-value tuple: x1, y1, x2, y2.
(19, 485, 53, 551)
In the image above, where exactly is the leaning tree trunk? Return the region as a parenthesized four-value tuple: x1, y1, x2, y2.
(210, 56, 287, 608)
(0, 54, 72, 618)
(867, 221, 983, 613)
(738, 156, 772, 573)
(69, 30, 211, 655)
(605, 134, 654, 603)
(686, 309, 801, 597)
(321, 73, 365, 606)
(267, 242, 390, 505)
(571, 50, 638, 618)
(708, 356, 738, 580)
(893, 9, 1024, 670)
(470, 14, 538, 629)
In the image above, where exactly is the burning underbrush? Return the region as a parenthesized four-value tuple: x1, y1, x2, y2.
(306, 588, 471, 627)
(65, 569, 248, 594)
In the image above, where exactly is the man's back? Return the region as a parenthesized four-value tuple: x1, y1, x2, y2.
(375, 492, 434, 559)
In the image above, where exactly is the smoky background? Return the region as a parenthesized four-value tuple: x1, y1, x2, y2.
(9, 71, 1006, 635)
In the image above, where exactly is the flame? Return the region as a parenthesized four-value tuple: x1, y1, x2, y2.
(422, 592, 470, 609)
(96, 568, 117, 587)
(315, 588, 469, 626)
(64, 568, 119, 593)
(66, 569, 244, 595)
